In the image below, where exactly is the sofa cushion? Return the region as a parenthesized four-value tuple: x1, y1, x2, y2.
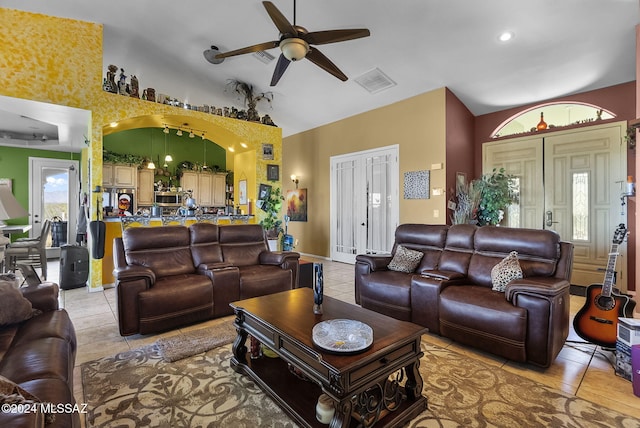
(138, 274, 213, 327)
(359, 271, 413, 321)
(491, 251, 523, 292)
(123, 226, 196, 277)
(189, 223, 223, 266)
(219, 225, 268, 266)
(237, 265, 292, 299)
(388, 245, 424, 273)
(0, 281, 35, 327)
(439, 285, 527, 361)
(0, 337, 73, 384)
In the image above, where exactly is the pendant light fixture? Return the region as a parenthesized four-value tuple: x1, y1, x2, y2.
(202, 140, 208, 170)
(147, 129, 156, 169)
(176, 129, 183, 137)
(164, 128, 173, 164)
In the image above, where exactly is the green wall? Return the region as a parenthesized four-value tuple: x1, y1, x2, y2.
(0, 146, 80, 234)
(104, 128, 227, 177)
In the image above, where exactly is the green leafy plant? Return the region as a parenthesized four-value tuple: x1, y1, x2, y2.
(474, 168, 518, 226)
(259, 187, 284, 239)
(103, 150, 145, 167)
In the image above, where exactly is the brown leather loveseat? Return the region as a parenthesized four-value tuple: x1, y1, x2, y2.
(0, 282, 80, 428)
(114, 223, 300, 336)
(355, 224, 573, 367)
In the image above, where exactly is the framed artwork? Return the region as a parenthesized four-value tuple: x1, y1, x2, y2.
(286, 188, 308, 222)
(403, 170, 430, 199)
(238, 179, 247, 205)
(456, 172, 467, 188)
(267, 164, 279, 181)
(0, 178, 11, 191)
(262, 143, 274, 160)
(258, 183, 272, 211)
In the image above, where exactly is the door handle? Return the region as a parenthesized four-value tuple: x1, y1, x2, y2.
(545, 211, 559, 227)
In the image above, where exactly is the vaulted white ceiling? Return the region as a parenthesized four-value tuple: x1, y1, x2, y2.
(0, 0, 637, 151)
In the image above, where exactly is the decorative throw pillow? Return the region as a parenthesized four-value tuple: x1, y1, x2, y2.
(388, 245, 424, 273)
(0, 280, 35, 326)
(491, 251, 523, 292)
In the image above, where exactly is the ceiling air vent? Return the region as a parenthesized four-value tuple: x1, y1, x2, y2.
(354, 68, 396, 94)
(253, 50, 276, 64)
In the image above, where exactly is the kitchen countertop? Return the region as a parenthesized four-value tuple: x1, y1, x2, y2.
(102, 214, 255, 222)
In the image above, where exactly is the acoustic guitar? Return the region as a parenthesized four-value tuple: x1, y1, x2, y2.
(573, 223, 636, 348)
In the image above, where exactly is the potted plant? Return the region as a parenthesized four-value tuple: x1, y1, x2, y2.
(259, 187, 284, 250)
(473, 168, 518, 226)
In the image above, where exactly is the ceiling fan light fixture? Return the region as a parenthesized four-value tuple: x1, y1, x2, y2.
(280, 38, 309, 61)
(203, 45, 225, 64)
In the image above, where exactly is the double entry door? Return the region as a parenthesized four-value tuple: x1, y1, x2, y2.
(330, 145, 399, 264)
(483, 122, 628, 291)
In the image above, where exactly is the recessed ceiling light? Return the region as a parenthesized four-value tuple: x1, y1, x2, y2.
(498, 31, 514, 42)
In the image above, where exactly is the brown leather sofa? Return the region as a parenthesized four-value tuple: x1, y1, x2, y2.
(355, 224, 573, 367)
(0, 282, 80, 428)
(114, 223, 300, 336)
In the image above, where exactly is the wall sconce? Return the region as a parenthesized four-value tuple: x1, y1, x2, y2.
(176, 129, 183, 137)
(291, 175, 299, 189)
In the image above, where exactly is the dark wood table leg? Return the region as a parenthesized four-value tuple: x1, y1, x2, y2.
(231, 311, 248, 372)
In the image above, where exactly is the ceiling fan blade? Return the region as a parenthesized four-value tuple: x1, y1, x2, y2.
(306, 48, 348, 81)
(263, 1, 296, 36)
(215, 41, 279, 59)
(270, 54, 291, 86)
(304, 29, 371, 45)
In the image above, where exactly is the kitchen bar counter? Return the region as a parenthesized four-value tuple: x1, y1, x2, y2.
(101, 214, 256, 286)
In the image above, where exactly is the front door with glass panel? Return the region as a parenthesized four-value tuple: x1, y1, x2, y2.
(330, 146, 399, 264)
(29, 157, 79, 254)
(483, 122, 627, 290)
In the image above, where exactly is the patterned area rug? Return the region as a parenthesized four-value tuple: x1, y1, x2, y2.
(82, 334, 637, 427)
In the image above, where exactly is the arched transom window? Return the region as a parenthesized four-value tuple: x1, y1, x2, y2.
(491, 102, 615, 138)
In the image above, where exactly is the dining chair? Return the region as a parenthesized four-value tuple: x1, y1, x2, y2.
(120, 215, 150, 230)
(195, 213, 219, 224)
(5, 219, 52, 280)
(161, 215, 187, 226)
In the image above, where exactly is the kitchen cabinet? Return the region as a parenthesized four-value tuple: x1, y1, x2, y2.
(138, 169, 155, 206)
(212, 174, 226, 206)
(180, 171, 226, 207)
(180, 172, 198, 199)
(198, 173, 214, 207)
(103, 163, 137, 188)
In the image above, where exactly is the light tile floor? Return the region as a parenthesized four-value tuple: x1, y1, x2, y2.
(40, 257, 640, 425)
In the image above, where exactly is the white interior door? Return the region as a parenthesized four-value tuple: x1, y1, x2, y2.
(29, 157, 79, 254)
(330, 146, 399, 264)
(483, 122, 627, 290)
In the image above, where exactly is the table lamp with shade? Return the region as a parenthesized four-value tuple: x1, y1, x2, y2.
(0, 184, 28, 227)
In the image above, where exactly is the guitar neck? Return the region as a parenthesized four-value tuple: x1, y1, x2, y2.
(602, 243, 619, 297)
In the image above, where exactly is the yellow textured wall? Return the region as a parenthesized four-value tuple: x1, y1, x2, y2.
(0, 8, 281, 290)
(282, 88, 447, 257)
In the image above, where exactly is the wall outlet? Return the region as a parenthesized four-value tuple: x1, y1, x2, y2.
(433, 209, 440, 218)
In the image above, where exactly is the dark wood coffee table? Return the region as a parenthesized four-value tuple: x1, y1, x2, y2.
(230, 288, 428, 427)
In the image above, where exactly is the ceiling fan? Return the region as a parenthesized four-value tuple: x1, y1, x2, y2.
(215, 1, 370, 86)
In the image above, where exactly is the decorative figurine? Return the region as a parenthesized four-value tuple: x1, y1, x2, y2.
(105, 64, 118, 93)
(313, 263, 324, 315)
(129, 75, 139, 98)
(118, 68, 129, 95)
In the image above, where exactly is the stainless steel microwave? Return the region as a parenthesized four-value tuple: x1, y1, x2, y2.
(154, 191, 181, 206)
